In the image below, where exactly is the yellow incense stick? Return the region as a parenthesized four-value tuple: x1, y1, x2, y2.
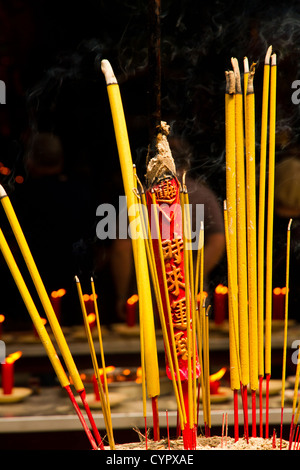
(292, 344, 300, 422)
(90, 278, 114, 443)
(151, 191, 187, 425)
(182, 183, 198, 424)
(0, 186, 84, 393)
(132, 178, 149, 421)
(75, 276, 114, 448)
(223, 201, 241, 390)
(231, 57, 249, 388)
(280, 219, 292, 410)
(225, 71, 240, 392)
(137, 188, 185, 430)
(257, 46, 272, 379)
(265, 53, 277, 377)
(0, 227, 69, 388)
(245, 64, 258, 392)
(101, 59, 160, 400)
(180, 189, 194, 429)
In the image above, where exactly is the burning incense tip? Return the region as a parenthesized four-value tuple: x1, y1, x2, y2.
(265, 45, 272, 64)
(271, 53, 277, 66)
(74, 276, 79, 283)
(243, 57, 249, 74)
(0, 185, 7, 199)
(101, 59, 117, 85)
(225, 70, 235, 94)
(231, 57, 241, 93)
(288, 218, 293, 231)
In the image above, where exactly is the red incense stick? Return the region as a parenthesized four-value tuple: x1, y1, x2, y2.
(65, 385, 98, 450)
(252, 390, 257, 437)
(265, 373, 271, 438)
(79, 389, 104, 449)
(152, 396, 160, 441)
(233, 389, 239, 441)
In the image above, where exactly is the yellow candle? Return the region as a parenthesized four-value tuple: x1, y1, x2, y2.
(245, 64, 258, 392)
(101, 60, 160, 399)
(257, 46, 272, 379)
(265, 54, 277, 376)
(231, 57, 249, 387)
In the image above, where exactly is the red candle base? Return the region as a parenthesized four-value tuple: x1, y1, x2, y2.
(1, 361, 14, 395)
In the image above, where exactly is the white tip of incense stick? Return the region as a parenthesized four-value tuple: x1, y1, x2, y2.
(288, 219, 293, 231)
(265, 45, 272, 64)
(223, 200, 227, 211)
(271, 53, 277, 66)
(74, 275, 79, 283)
(243, 57, 249, 73)
(91, 276, 94, 282)
(0, 185, 7, 199)
(101, 59, 117, 85)
(200, 220, 204, 231)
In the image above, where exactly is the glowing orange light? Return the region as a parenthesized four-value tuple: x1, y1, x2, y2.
(5, 351, 22, 365)
(57, 288, 66, 297)
(215, 284, 228, 295)
(127, 294, 138, 305)
(89, 293, 98, 301)
(83, 294, 90, 302)
(98, 366, 115, 375)
(273, 287, 281, 296)
(0, 314, 5, 323)
(87, 313, 96, 325)
(122, 369, 131, 376)
(209, 367, 227, 383)
(196, 291, 208, 302)
(0, 167, 10, 175)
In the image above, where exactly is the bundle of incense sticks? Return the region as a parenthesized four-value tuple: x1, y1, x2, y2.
(0, 51, 299, 451)
(102, 59, 213, 450)
(223, 46, 299, 442)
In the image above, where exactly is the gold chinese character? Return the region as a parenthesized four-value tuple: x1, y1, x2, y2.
(154, 180, 177, 204)
(166, 265, 185, 297)
(174, 331, 192, 360)
(171, 297, 187, 330)
(162, 238, 183, 265)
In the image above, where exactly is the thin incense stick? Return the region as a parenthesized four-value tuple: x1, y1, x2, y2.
(257, 46, 272, 383)
(138, 189, 186, 432)
(0, 228, 98, 450)
(132, 168, 153, 439)
(265, 53, 277, 438)
(75, 276, 114, 449)
(280, 219, 292, 449)
(180, 188, 195, 434)
(90, 278, 113, 439)
(224, 200, 241, 441)
(245, 63, 258, 436)
(151, 190, 187, 426)
(231, 57, 249, 395)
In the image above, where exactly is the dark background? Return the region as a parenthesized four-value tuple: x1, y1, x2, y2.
(0, 0, 300, 328)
